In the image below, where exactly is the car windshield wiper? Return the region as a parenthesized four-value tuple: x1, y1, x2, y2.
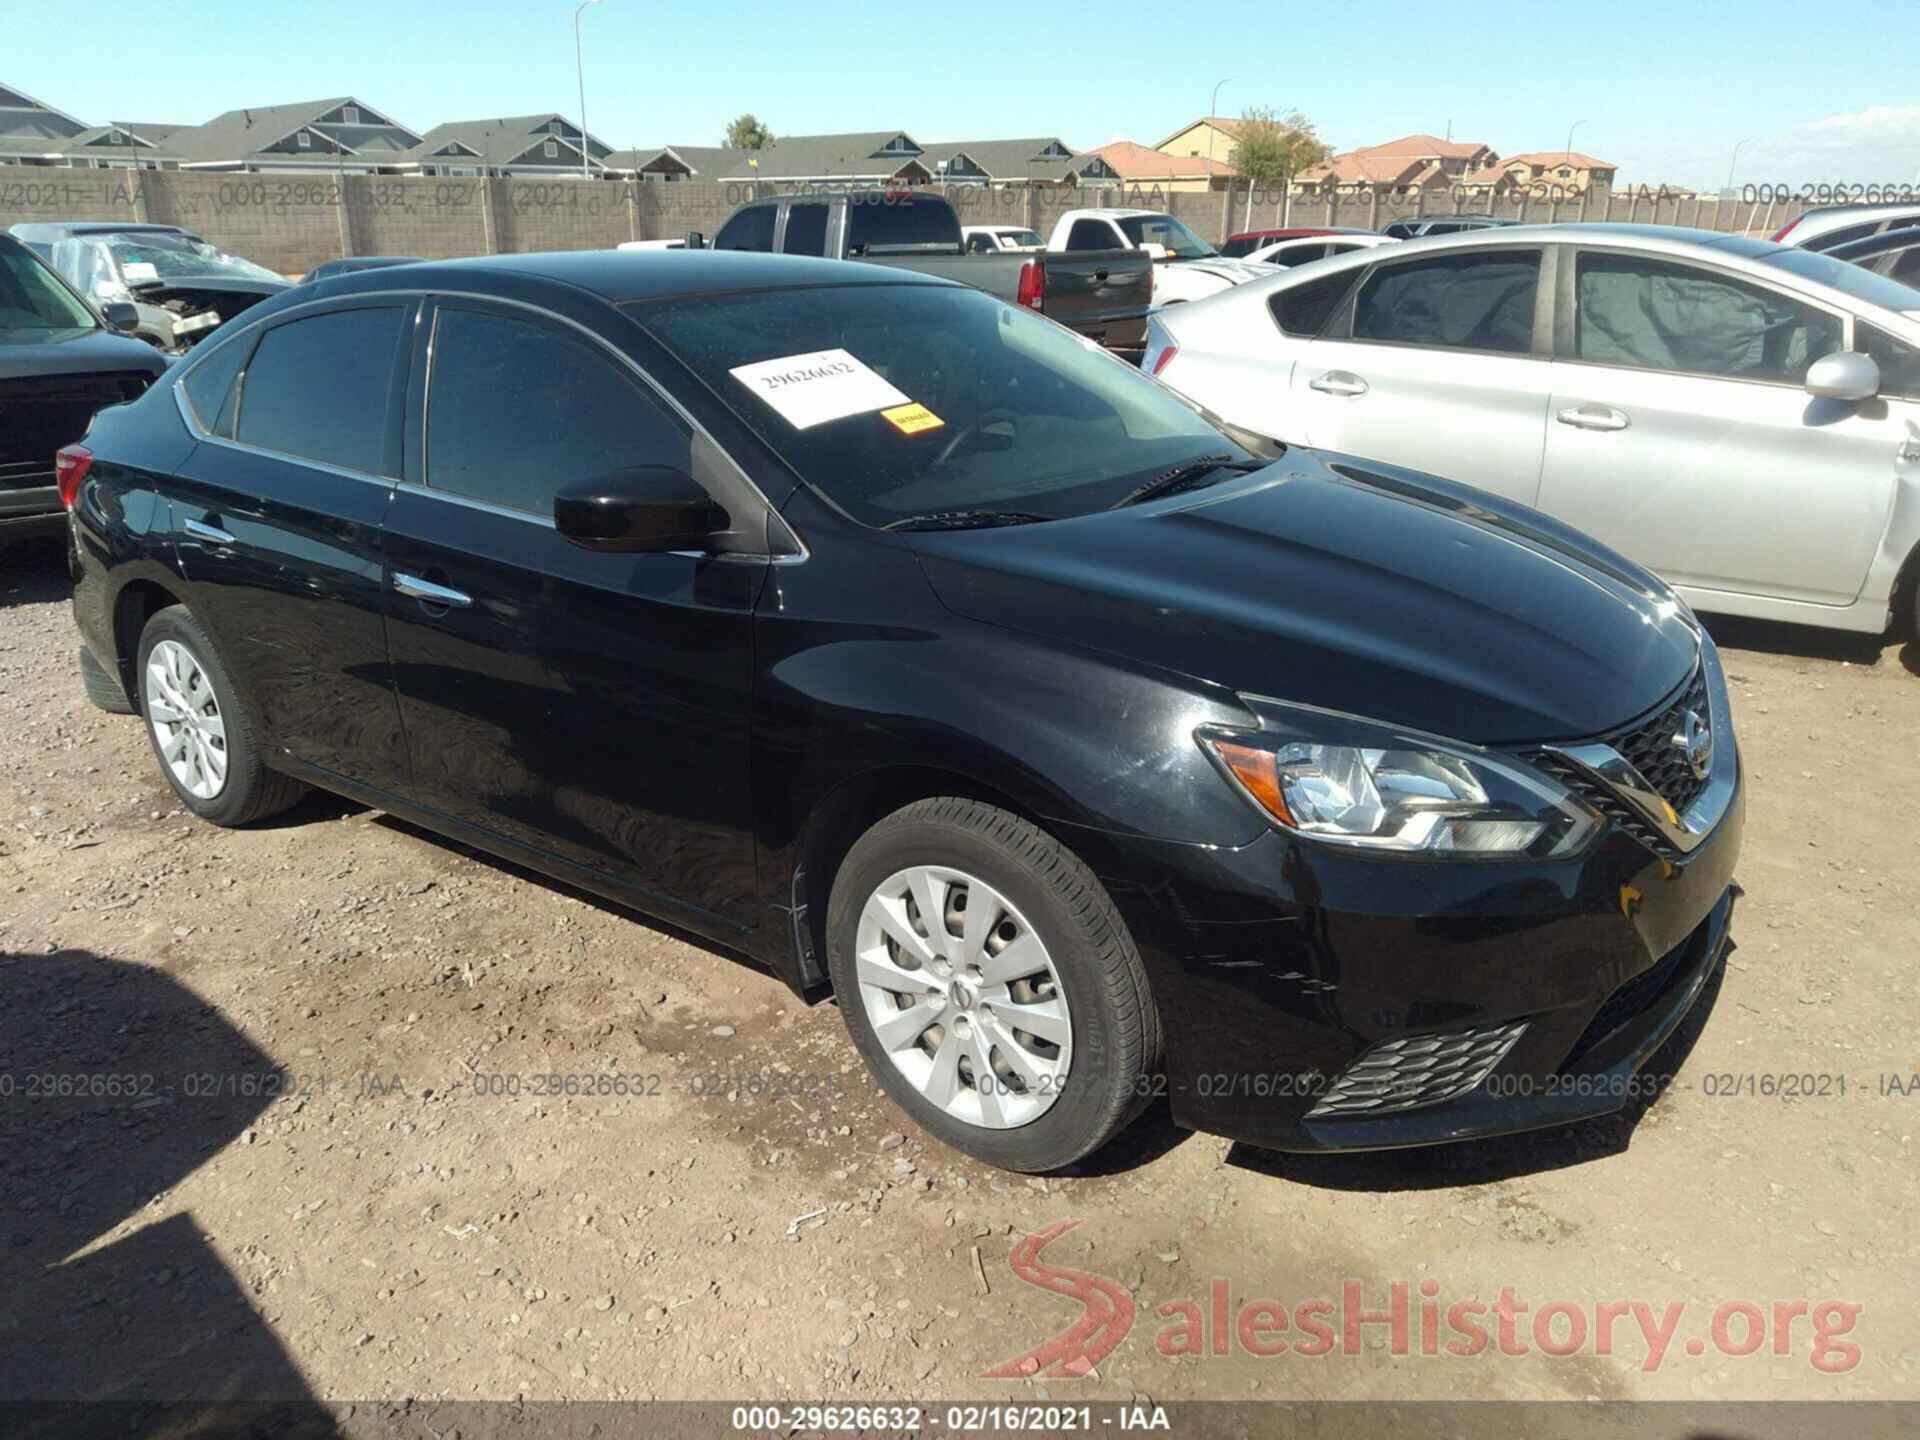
(882, 509, 1054, 532)
(1109, 455, 1264, 509)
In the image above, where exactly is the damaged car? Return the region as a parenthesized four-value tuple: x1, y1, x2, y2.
(9, 222, 289, 355)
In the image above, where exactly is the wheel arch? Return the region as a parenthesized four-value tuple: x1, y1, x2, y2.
(111, 574, 192, 706)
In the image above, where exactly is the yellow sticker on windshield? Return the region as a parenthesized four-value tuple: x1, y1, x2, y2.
(882, 402, 945, 436)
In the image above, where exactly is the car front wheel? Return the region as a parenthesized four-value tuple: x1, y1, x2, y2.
(136, 605, 307, 826)
(826, 798, 1161, 1173)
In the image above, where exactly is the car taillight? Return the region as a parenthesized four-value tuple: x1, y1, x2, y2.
(1770, 218, 1801, 243)
(1151, 344, 1179, 377)
(55, 445, 93, 510)
(1016, 258, 1044, 310)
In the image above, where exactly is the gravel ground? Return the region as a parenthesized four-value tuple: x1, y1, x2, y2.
(2, 534, 1916, 1415)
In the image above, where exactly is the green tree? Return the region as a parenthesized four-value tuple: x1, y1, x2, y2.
(1229, 106, 1330, 188)
(725, 114, 775, 149)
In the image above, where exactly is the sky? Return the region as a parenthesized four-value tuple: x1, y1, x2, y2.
(6, 0, 1919, 191)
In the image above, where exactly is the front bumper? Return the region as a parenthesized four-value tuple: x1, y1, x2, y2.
(1097, 741, 1744, 1153)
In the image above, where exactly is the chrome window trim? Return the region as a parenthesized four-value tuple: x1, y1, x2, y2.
(1540, 639, 1737, 855)
(167, 284, 806, 561)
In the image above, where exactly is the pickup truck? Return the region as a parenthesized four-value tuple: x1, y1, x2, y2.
(1047, 209, 1273, 307)
(700, 191, 1150, 354)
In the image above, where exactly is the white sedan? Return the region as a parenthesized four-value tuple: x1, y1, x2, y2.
(1144, 224, 1920, 635)
(1244, 233, 1398, 267)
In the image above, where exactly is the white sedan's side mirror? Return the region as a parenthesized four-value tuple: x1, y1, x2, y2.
(1806, 351, 1881, 402)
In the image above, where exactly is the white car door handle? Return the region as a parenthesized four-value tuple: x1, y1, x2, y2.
(393, 572, 472, 608)
(1557, 404, 1630, 432)
(1309, 371, 1368, 398)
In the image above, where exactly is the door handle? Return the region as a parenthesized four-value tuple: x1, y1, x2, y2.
(1557, 404, 1630, 433)
(1308, 371, 1368, 397)
(392, 572, 472, 608)
(1093, 269, 1108, 282)
(183, 516, 235, 545)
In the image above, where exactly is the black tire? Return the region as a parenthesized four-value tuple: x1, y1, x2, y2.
(825, 797, 1161, 1173)
(135, 605, 307, 826)
(79, 647, 135, 714)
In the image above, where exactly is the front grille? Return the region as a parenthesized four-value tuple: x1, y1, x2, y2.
(1522, 664, 1711, 861)
(0, 370, 153, 474)
(1607, 668, 1712, 818)
(1307, 1020, 1528, 1118)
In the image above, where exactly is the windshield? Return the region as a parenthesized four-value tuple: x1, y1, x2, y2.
(633, 283, 1241, 528)
(1760, 246, 1920, 314)
(1119, 214, 1218, 259)
(106, 234, 284, 286)
(0, 243, 97, 332)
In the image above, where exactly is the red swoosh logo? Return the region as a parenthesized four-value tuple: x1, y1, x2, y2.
(982, 1219, 1135, 1378)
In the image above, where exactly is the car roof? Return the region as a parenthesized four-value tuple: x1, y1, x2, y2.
(320, 248, 954, 304)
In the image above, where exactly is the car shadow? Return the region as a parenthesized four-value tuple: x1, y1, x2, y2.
(0, 537, 69, 609)
(0, 948, 336, 1436)
(1700, 612, 1892, 666)
(1224, 956, 1726, 1192)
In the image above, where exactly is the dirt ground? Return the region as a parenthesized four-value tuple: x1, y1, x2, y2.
(2, 534, 1917, 1419)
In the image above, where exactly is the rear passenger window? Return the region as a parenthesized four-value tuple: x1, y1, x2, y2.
(425, 307, 689, 515)
(1353, 251, 1540, 354)
(236, 306, 404, 474)
(1573, 253, 1841, 382)
(714, 205, 775, 252)
(1268, 269, 1357, 337)
(181, 330, 252, 439)
(782, 203, 828, 257)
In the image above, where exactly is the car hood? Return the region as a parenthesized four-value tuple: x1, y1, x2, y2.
(0, 326, 169, 380)
(909, 449, 1699, 745)
(1169, 256, 1273, 285)
(132, 274, 289, 302)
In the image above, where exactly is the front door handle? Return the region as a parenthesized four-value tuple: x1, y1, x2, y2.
(1308, 370, 1368, 397)
(392, 572, 472, 608)
(183, 516, 235, 545)
(1557, 403, 1630, 433)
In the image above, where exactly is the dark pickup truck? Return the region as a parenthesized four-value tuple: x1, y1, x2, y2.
(700, 191, 1151, 355)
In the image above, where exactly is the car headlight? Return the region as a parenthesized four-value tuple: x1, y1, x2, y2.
(1198, 703, 1601, 859)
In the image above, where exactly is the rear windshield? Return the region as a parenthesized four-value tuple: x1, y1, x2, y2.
(0, 242, 96, 332)
(844, 195, 961, 255)
(1759, 246, 1920, 315)
(632, 283, 1236, 527)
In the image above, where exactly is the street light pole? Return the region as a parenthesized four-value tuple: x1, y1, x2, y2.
(1727, 137, 1751, 192)
(1209, 77, 1232, 241)
(574, 0, 604, 180)
(1565, 118, 1586, 162)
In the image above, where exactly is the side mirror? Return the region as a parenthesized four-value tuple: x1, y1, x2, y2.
(102, 301, 140, 334)
(554, 467, 729, 553)
(684, 230, 707, 250)
(1805, 351, 1881, 402)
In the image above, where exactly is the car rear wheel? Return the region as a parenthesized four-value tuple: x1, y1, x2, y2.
(137, 606, 307, 826)
(826, 798, 1160, 1172)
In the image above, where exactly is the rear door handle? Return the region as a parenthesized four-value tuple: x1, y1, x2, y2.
(392, 572, 472, 608)
(1308, 370, 1368, 397)
(183, 516, 235, 545)
(1557, 403, 1630, 432)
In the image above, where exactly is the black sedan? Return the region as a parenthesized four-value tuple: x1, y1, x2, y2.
(62, 251, 1742, 1172)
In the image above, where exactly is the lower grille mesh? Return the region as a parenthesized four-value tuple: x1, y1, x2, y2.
(1308, 1021, 1528, 1118)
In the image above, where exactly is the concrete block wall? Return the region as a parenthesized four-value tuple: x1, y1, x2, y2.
(0, 168, 1807, 276)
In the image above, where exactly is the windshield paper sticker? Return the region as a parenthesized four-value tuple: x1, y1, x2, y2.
(122, 261, 160, 284)
(729, 349, 909, 430)
(882, 402, 944, 436)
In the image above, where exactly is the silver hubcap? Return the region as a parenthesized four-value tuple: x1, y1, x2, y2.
(145, 639, 228, 800)
(855, 865, 1072, 1129)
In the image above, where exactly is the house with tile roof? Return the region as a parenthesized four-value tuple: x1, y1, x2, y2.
(42, 123, 184, 170)
(1295, 133, 1497, 193)
(1481, 150, 1617, 193)
(609, 133, 1121, 188)
(394, 114, 612, 177)
(168, 97, 422, 172)
(1085, 140, 1233, 193)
